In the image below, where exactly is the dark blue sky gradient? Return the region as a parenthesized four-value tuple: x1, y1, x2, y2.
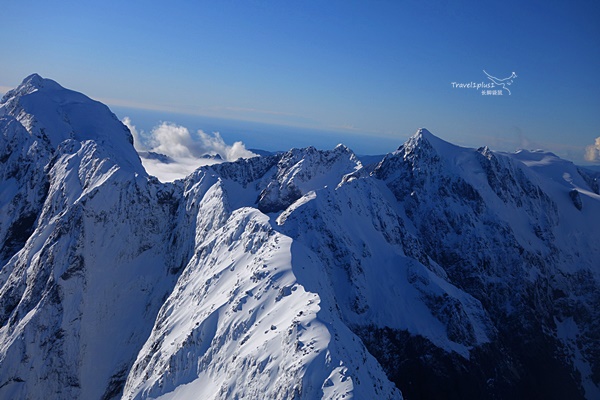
(1, 0, 599, 160)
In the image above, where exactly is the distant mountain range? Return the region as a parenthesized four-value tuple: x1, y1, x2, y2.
(1, 74, 599, 399)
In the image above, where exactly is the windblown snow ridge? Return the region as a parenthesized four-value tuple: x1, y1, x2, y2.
(1, 76, 599, 400)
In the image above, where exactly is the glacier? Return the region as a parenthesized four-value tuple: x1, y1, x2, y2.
(1, 74, 599, 399)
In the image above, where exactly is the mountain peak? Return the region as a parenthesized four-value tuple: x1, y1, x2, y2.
(415, 127, 433, 138)
(8, 74, 64, 97)
(403, 127, 462, 157)
(0, 74, 144, 174)
(2, 83, 600, 399)
(410, 127, 446, 145)
(22, 73, 57, 87)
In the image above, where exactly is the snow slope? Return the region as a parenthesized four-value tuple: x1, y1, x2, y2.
(1, 76, 599, 400)
(0, 75, 181, 400)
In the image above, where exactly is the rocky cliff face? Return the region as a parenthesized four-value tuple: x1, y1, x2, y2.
(1, 75, 599, 399)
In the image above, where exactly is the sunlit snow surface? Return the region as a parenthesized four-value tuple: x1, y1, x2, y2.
(1, 75, 600, 399)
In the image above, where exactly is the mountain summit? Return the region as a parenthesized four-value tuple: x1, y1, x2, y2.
(4, 73, 64, 94)
(1, 73, 142, 172)
(1, 76, 599, 399)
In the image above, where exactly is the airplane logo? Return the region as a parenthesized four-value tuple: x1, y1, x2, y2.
(483, 70, 517, 95)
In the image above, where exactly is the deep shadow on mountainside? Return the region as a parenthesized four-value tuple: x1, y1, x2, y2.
(0, 74, 599, 399)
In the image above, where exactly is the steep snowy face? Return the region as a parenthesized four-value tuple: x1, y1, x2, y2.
(1, 74, 397, 400)
(121, 145, 401, 400)
(0, 173, 181, 400)
(0, 74, 147, 266)
(123, 206, 401, 400)
(371, 130, 600, 399)
(375, 130, 559, 293)
(1, 76, 600, 400)
(0, 115, 50, 264)
(0, 75, 178, 400)
(257, 144, 362, 213)
(180, 144, 362, 214)
(276, 177, 494, 356)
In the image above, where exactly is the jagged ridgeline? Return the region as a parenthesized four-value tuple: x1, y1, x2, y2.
(1, 74, 599, 400)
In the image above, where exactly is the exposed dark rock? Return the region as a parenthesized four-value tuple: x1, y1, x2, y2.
(570, 189, 583, 210)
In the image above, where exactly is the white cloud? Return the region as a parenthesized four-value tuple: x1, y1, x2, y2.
(122, 117, 148, 152)
(584, 137, 600, 162)
(122, 117, 256, 182)
(149, 122, 197, 159)
(139, 156, 222, 183)
(196, 130, 257, 161)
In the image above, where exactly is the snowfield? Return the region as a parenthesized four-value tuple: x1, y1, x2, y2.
(1, 74, 599, 399)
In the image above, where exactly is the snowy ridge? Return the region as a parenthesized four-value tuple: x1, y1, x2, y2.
(277, 177, 494, 357)
(373, 130, 600, 398)
(1, 76, 599, 399)
(0, 75, 179, 400)
(123, 207, 399, 399)
(256, 144, 362, 213)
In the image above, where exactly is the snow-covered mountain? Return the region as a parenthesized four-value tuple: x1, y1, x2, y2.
(1, 75, 599, 399)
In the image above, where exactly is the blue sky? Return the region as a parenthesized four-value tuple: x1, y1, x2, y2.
(1, 0, 599, 162)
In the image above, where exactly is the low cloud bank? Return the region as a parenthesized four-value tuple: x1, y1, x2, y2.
(584, 137, 600, 163)
(123, 117, 256, 182)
